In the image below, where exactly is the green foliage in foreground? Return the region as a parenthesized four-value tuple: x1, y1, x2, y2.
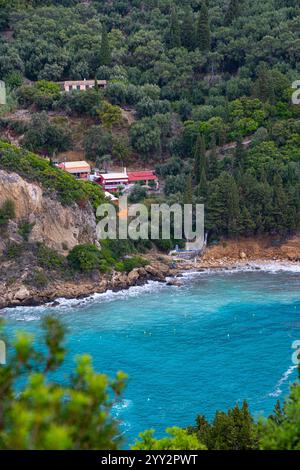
(189, 401, 259, 450)
(260, 385, 300, 450)
(131, 428, 205, 450)
(0, 141, 105, 208)
(0, 317, 127, 450)
(0, 316, 300, 450)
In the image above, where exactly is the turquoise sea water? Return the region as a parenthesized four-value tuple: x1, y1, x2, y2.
(2, 265, 300, 446)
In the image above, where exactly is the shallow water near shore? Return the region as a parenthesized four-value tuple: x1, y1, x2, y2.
(2, 265, 300, 445)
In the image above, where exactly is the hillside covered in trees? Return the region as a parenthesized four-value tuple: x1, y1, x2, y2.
(0, 0, 300, 242)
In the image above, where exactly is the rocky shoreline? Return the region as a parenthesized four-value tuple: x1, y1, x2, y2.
(1, 255, 300, 311)
(1, 235, 300, 310)
(0, 261, 178, 310)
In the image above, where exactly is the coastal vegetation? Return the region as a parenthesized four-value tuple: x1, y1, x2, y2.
(0, 141, 106, 207)
(0, 0, 300, 453)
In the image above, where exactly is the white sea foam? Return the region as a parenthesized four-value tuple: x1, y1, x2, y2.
(113, 398, 133, 415)
(53, 280, 165, 308)
(1, 280, 165, 318)
(269, 365, 298, 398)
(247, 261, 300, 273)
(180, 261, 300, 278)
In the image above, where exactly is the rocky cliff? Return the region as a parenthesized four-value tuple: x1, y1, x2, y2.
(0, 169, 98, 253)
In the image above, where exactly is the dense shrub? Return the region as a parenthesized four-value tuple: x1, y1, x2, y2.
(25, 269, 49, 288)
(128, 185, 147, 203)
(0, 199, 15, 233)
(56, 88, 103, 117)
(0, 141, 105, 208)
(5, 242, 23, 259)
(22, 112, 72, 155)
(35, 244, 65, 270)
(17, 81, 61, 110)
(67, 244, 108, 273)
(84, 126, 112, 159)
(101, 239, 136, 259)
(115, 256, 147, 272)
(18, 219, 34, 241)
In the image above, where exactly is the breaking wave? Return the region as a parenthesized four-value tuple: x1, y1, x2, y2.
(269, 365, 298, 398)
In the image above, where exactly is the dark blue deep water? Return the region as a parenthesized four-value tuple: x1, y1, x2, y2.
(2, 266, 300, 446)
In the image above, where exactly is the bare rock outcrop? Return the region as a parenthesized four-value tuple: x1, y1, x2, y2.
(0, 170, 97, 253)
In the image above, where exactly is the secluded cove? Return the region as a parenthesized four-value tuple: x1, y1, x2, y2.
(2, 266, 300, 445)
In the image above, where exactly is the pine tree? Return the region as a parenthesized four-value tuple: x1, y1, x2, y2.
(184, 173, 193, 204)
(194, 134, 206, 185)
(254, 63, 275, 103)
(197, 167, 207, 199)
(272, 173, 288, 234)
(226, 174, 241, 237)
(240, 206, 255, 235)
(99, 25, 111, 66)
(169, 6, 181, 49)
(196, 2, 211, 52)
(181, 7, 195, 51)
(225, 0, 241, 25)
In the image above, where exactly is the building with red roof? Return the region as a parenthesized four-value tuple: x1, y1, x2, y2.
(127, 170, 159, 189)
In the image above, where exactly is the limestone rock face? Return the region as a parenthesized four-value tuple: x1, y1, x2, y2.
(14, 286, 30, 301)
(127, 268, 140, 284)
(145, 264, 166, 280)
(0, 170, 97, 253)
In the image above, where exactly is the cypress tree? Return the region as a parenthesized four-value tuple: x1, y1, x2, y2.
(181, 7, 195, 51)
(169, 6, 181, 49)
(240, 206, 255, 235)
(184, 173, 193, 204)
(194, 134, 206, 185)
(226, 174, 241, 237)
(206, 178, 225, 234)
(99, 25, 111, 66)
(196, 2, 211, 52)
(272, 173, 288, 233)
(197, 167, 207, 199)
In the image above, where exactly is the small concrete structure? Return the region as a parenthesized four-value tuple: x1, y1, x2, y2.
(63, 79, 107, 92)
(104, 191, 118, 202)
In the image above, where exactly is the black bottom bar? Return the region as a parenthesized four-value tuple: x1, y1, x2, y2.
(0, 450, 299, 467)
